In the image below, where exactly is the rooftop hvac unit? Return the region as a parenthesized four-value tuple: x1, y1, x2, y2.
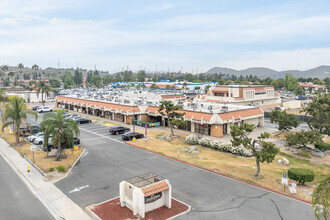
(191, 103, 198, 109)
(115, 99, 121, 102)
(124, 100, 130, 103)
(207, 106, 212, 110)
(222, 106, 228, 112)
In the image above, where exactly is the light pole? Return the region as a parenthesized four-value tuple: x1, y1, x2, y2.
(133, 110, 135, 133)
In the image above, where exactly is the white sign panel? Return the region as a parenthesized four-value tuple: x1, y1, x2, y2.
(289, 187, 297, 194)
(281, 177, 288, 185)
(291, 181, 297, 188)
(30, 145, 36, 152)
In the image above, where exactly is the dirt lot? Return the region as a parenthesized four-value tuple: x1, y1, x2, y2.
(131, 130, 329, 202)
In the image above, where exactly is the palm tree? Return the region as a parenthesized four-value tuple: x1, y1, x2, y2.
(18, 63, 24, 80)
(32, 64, 39, 80)
(182, 82, 188, 93)
(35, 81, 52, 106)
(1, 96, 37, 143)
(40, 111, 79, 161)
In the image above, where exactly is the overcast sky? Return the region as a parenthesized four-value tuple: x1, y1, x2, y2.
(1, 0, 329, 73)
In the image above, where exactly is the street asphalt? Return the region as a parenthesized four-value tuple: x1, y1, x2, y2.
(0, 154, 54, 220)
(51, 122, 315, 220)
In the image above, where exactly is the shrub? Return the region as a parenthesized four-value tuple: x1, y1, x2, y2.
(315, 142, 330, 152)
(288, 168, 315, 185)
(57, 165, 66, 173)
(199, 137, 211, 147)
(49, 167, 55, 172)
(185, 135, 199, 145)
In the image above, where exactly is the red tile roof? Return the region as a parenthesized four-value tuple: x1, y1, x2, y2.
(56, 96, 140, 114)
(219, 108, 263, 121)
(212, 87, 229, 92)
(142, 181, 169, 197)
(147, 84, 180, 89)
(161, 94, 186, 100)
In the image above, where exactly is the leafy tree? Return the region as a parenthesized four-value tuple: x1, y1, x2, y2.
(102, 75, 112, 85)
(205, 85, 211, 93)
(29, 80, 36, 86)
(159, 100, 185, 136)
(90, 74, 102, 87)
(8, 72, 15, 81)
(74, 68, 83, 86)
(49, 78, 61, 88)
(122, 70, 134, 82)
(294, 86, 304, 96)
(1, 65, 8, 72)
(1, 96, 37, 143)
(165, 85, 172, 90)
(61, 73, 75, 89)
(270, 110, 300, 136)
(302, 94, 330, 135)
(136, 70, 146, 82)
(312, 177, 329, 220)
(194, 86, 200, 90)
(184, 73, 195, 82)
(18, 63, 24, 80)
(284, 73, 299, 91)
(230, 123, 279, 177)
(35, 81, 52, 106)
(32, 64, 39, 78)
(150, 84, 159, 89)
(40, 111, 79, 161)
(285, 130, 322, 149)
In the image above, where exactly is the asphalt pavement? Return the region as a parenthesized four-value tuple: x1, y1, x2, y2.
(0, 154, 54, 220)
(53, 122, 314, 220)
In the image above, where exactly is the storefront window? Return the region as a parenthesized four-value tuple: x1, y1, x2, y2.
(195, 123, 210, 135)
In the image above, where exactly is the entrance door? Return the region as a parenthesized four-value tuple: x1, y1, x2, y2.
(223, 123, 227, 134)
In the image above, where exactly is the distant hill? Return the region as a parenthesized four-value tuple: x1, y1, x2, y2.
(206, 65, 330, 79)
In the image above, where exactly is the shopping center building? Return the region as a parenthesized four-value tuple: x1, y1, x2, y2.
(56, 95, 264, 138)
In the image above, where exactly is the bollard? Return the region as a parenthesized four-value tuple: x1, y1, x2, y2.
(27, 164, 30, 173)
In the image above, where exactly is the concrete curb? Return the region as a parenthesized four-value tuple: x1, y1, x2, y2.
(24, 155, 46, 177)
(54, 148, 86, 183)
(125, 142, 313, 205)
(167, 198, 191, 220)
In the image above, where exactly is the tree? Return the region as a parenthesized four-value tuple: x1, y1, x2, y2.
(61, 72, 75, 89)
(8, 72, 15, 82)
(102, 75, 112, 85)
(184, 73, 195, 82)
(90, 74, 102, 87)
(285, 130, 322, 149)
(230, 123, 279, 177)
(74, 68, 83, 86)
(295, 86, 304, 96)
(122, 70, 134, 82)
(32, 64, 39, 79)
(136, 70, 146, 82)
(1, 65, 8, 72)
(35, 81, 52, 106)
(159, 100, 185, 136)
(205, 85, 211, 93)
(18, 63, 24, 80)
(1, 96, 37, 143)
(284, 73, 299, 91)
(270, 110, 300, 136)
(49, 78, 61, 88)
(302, 94, 330, 135)
(150, 84, 159, 89)
(312, 177, 329, 220)
(40, 111, 79, 161)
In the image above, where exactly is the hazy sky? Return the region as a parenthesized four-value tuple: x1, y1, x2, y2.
(1, 0, 329, 73)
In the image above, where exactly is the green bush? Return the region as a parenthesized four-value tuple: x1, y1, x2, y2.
(49, 167, 55, 172)
(288, 168, 315, 185)
(315, 142, 330, 152)
(57, 165, 66, 172)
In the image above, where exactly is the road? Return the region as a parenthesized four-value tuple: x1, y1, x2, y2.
(0, 154, 53, 220)
(50, 122, 314, 220)
(264, 118, 310, 131)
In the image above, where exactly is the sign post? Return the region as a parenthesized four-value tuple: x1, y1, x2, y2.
(281, 173, 288, 192)
(30, 145, 36, 163)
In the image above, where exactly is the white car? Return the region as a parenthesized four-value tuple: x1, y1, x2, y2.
(37, 106, 53, 113)
(27, 132, 44, 142)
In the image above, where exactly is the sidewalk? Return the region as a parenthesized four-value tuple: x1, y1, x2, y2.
(0, 138, 91, 220)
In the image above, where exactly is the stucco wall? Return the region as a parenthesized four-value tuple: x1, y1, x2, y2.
(210, 124, 223, 138)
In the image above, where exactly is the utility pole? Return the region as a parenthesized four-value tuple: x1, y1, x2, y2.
(133, 110, 135, 132)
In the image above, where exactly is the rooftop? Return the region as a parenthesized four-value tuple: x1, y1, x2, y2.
(126, 173, 165, 188)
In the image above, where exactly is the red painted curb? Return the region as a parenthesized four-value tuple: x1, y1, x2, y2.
(125, 142, 312, 205)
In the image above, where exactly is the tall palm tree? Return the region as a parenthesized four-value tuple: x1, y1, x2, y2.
(18, 63, 24, 80)
(32, 64, 39, 80)
(35, 81, 52, 106)
(40, 111, 79, 161)
(1, 96, 37, 143)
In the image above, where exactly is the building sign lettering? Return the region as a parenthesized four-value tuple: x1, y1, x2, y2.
(145, 192, 162, 204)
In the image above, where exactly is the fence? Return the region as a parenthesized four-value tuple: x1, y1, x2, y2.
(132, 120, 160, 128)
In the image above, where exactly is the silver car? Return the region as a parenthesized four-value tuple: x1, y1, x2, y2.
(28, 132, 44, 142)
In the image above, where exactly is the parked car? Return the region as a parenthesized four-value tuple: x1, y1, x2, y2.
(295, 95, 307, 100)
(19, 125, 39, 136)
(47, 137, 80, 151)
(33, 136, 45, 145)
(63, 112, 71, 118)
(75, 118, 92, 124)
(32, 105, 40, 111)
(27, 132, 44, 142)
(37, 106, 53, 113)
(109, 126, 130, 135)
(122, 132, 144, 141)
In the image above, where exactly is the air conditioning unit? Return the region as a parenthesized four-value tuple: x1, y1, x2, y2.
(207, 106, 212, 110)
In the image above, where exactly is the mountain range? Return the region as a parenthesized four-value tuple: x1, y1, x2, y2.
(205, 65, 330, 79)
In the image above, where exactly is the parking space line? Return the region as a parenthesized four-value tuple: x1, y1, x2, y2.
(79, 127, 124, 144)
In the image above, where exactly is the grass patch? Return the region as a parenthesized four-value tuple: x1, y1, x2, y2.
(57, 165, 66, 172)
(130, 129, 329, 202)
(298, 151, 312, 158)
(49, 167, 55, 172)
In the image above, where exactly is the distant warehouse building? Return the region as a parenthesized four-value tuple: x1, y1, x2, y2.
(195, 85, 281, 106)
(56, 96, 264, 138)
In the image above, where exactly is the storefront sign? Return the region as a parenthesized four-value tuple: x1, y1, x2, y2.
(145, 192, 162, 204)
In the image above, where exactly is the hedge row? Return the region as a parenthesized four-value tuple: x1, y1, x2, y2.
(185, 135, 249, 157)
(288, 168, 315, 185)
